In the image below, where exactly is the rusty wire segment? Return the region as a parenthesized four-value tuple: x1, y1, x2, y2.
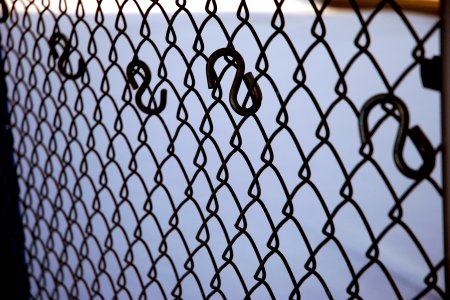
(0, 0, 445, 299)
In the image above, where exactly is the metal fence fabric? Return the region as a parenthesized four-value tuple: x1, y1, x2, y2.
(0, 0, 445, 299)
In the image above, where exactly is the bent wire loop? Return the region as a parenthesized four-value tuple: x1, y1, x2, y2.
(359, 93, 435, 180)
(206, 47, 262, 116)
(126, 58, 167, 115)
(0, 0, 8, 23)
(49, 32, 86, 80)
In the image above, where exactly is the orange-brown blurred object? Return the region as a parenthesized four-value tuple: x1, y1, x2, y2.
(325, 0, 439, 15)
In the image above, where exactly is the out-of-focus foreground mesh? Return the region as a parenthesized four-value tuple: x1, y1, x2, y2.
(0, 0, 445, 299)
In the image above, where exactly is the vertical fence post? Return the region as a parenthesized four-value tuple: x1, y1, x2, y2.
(0, 54, 29, 298)
(441, 0, 450, 294)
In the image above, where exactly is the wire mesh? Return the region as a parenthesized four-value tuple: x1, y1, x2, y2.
(0, 0, 445, 299)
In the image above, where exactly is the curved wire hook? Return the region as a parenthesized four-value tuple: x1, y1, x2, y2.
(126, 58, 167, 115)
(206, 48, 262, 116)
(49, 32, 86, 80)
(0, 0, 8, 23)
(359, 94, 435, 179)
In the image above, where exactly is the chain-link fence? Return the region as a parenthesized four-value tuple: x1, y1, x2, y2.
(0, 0, 446, 298)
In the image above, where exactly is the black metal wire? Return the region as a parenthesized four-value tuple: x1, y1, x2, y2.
(0, 0, 445, 299)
